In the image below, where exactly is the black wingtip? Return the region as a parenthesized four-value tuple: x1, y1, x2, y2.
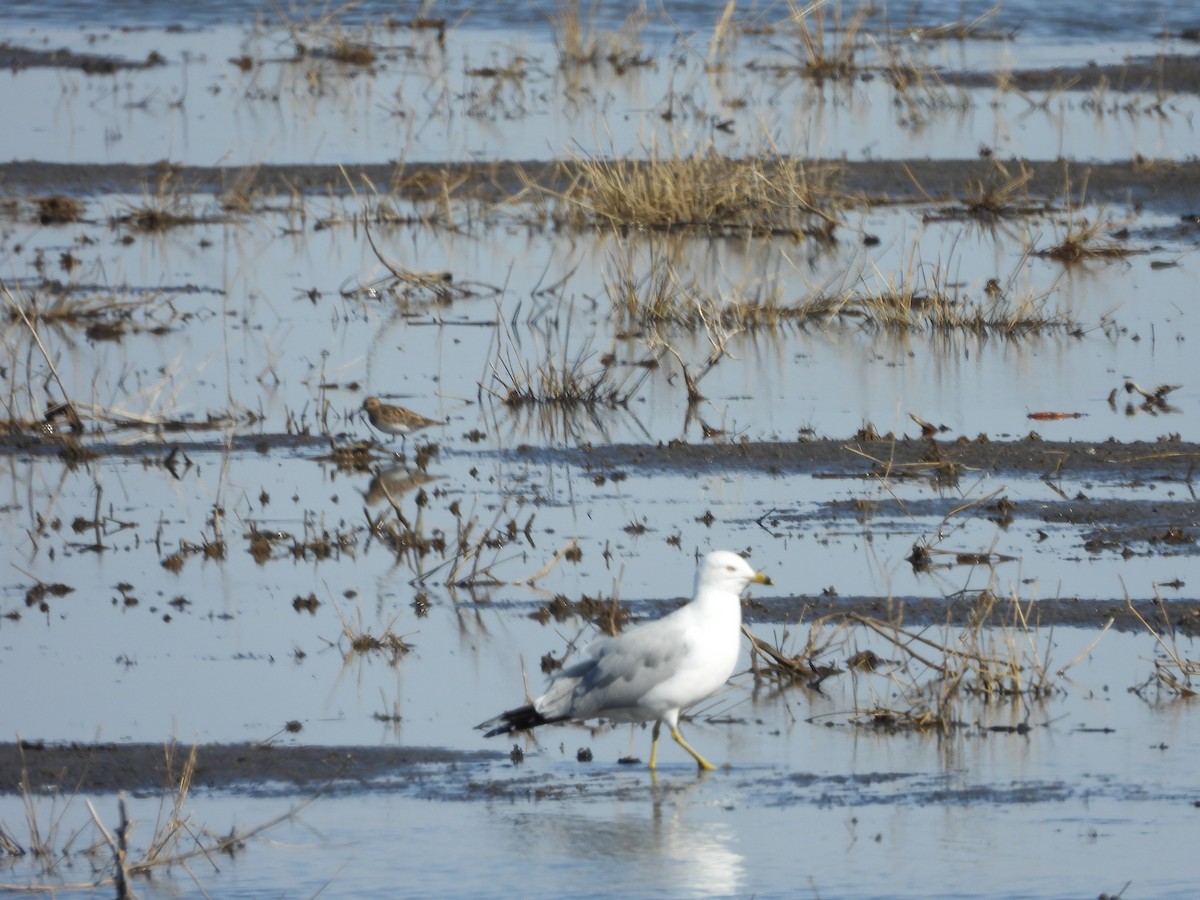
(478, 704, 562, 738)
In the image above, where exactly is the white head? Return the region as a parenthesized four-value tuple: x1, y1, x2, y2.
(695, 550, 773, 597)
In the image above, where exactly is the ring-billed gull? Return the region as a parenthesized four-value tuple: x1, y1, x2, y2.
(477, 550, 773, 770)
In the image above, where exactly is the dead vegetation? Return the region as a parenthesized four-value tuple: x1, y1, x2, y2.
(552, 143, 842, 236)
(0, 742, 312, 894)
(362, 479, 535, 588)
(347, 222, 503, 305)
(1035, 175, 1141, 263)
(742, 0, 872, 81)
(1038, 207, 1138, 263)
(111, 163, 217, 231)
(738, 455, 1117, 733)
(487, 343, 634, 409)
(532, 592, 631, 636)
(547, 0, 653, 74)
(1128, 592, 1199, 698)
(745, 584, 1079, 735)
(1, 281, 258, 439)
(899, 5, 1013, 43)
(331, 599, 414, 666)
(916, 160, 1047, 221)
(276, 3, 382, 66)
(0, 0, 1196, 835)
(34, 195, 84, 225)
(482, 311, 648, 411)
(603, 238, 1074, 339)
(777, 0, 870, 82)
(959, 160, 1038, 217)
(2, 278, 175, 343)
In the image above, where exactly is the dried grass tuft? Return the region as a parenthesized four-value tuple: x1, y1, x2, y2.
(557, 142, 842, 236)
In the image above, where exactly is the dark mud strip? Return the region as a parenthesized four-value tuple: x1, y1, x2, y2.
(4, 434, 1198, 473)
(0, 741, 717, 803)
(539, 437, 1200, 480)
(3, 158, 1200, 217)
(0, 43, 167, 74)
(0, 742, 500, 796)
(943, 52, 1200, 94)
(3, 40, 1198, 91)
(0, 431, 346, 460)
(1, 741, 1185, 806)
(743, 594, 1200, 635)
(531, 437, 1200, 629)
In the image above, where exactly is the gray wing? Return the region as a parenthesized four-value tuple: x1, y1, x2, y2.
(535, 616, 691, 722)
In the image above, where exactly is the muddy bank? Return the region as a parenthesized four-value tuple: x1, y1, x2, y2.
(3, 158, 1200, 217)
(543, 437, 1200, 480)
(743, 594, 1200, 635)
(0, 741, 499, 796)
(4, 29, 1198, 91)
(4, 433, 1198, 474)
(944, 51, 1200, 94)
(0, 430, 339, 459)
(0, 42, 167, 74)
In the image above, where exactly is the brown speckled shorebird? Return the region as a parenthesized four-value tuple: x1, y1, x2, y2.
(362, 396, 443, 448)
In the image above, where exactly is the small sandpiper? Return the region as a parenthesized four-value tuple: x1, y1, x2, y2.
(362, 396, 443, 447)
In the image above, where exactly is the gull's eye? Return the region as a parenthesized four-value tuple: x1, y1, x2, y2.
(726, 565, 735, 572)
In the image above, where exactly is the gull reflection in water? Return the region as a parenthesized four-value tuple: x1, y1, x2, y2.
(501, 779, 744, 897)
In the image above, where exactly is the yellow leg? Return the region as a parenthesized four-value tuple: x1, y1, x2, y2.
(648, 721, 661, 770)
(671, 725, 717, 771)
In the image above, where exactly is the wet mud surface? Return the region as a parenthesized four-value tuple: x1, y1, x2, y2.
(746, 593, 1200, 634)
(3, 734, 1185, 807)
(6, 432, 1199, 470)
(546, 436, 1200, 478)
(3, 434, 1197, 637)
(4, 158, 1200, 217)
(0, 741, 501, 797)
(945, 51, 1200, 94)
(0, 42, 169, 75)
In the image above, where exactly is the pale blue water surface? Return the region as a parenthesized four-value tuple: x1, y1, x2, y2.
(2, 1, 1200, 896)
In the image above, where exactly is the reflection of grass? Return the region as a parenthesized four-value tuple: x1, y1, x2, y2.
(605, 239, 1073, 337)
(842, 257, 1071, 334)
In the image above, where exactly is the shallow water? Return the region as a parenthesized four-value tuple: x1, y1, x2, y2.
(3, 628, 1200, 897)
(5, 1, 1200, 166)
(3, 1, 1200, 896)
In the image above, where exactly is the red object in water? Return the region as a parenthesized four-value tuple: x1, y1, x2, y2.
(1027, 411, 1085, 420)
